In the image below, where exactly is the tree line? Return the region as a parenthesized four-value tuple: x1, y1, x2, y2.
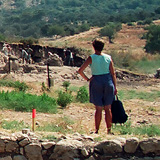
(0, 0, 159, 38)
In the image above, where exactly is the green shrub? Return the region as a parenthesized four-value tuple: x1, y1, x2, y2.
(112, 121, 160, 136)
(0, 91, 57, 113)
(37, 116, 74, 134)
(137, 21, 144, 25)
(127, 22, 135, 26)
(14, 81, 28, 92)
(118, 89, 160, 101)
(143, 18, 153, 25)
(0, 80, 28, 92)
(20, 37, 38, 45)
(41, 82, 47, 92)
(133, 58, 160, 74)
(110, 50, 135, 69)
(57, 91, 72, 108)
(62, 81, 70, 92)
(1, 120, 29, 131)
(76, 86, 89, 103)
(141, 32, 147, 39)
(42, 135, 57, 141)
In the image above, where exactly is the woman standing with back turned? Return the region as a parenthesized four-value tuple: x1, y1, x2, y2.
(78, 38, 117, 134)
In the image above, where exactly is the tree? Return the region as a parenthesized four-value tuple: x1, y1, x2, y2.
(48, 25, 65, 36)
(78, 23, 90, 32)
(99, 23, 122, 43)
(41, 24, 50, 36)
(143, 18, 153, 25)
(155, 7, 160, 14)
(64, 24, 78, 35)
(144, 25, 160, 54)
(99, 25, 115, 43)
(32, 10, 45, 20)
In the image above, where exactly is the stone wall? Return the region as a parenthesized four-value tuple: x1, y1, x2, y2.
(0, 131, 160, 160)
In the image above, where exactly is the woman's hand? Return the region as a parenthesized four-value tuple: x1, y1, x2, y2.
(114, 88, 118, 95)
(87, 76, 94, 82)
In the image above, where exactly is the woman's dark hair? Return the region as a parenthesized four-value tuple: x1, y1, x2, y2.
(92, 38, 104, 51)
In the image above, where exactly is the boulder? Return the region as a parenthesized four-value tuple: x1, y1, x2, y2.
(140, 138, 160, 155)
(49, 139, 83, 160)
(44, 53, 63, 66)
(0, 156, 12, 160)
(13, 155, 27, 160)
(0, 139, 5, 152)
(19, 138, 31, 147)
(42, 142, 56, 150)
(124, 137, 139, 153)
(24, 143, 43, 160)
(5, 141, 19, 153)
(22, 64, 37, 73)
(3, 61, 20, 72)
(95, 139, 123, 154)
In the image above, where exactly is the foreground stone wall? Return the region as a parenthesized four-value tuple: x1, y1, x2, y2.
(0, 131, 160, 160)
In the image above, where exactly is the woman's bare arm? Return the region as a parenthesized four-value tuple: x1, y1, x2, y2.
(109, 59, 117, 94)
(77, 56, 92, 81)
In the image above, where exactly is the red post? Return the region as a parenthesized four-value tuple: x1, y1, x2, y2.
(32, 109, 36, 132)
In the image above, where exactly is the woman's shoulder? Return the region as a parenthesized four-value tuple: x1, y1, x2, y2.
(90, 53, 95, 56)
(102, 53, 111, 59)
(90, 53, 97, 59)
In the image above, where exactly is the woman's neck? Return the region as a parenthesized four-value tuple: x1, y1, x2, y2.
(95, 50, 102, 55)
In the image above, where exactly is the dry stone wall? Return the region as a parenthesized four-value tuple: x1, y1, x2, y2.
(0, 131, 160, 160)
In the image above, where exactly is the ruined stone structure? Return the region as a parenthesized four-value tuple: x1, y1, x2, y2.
(0, 42, 85, 67)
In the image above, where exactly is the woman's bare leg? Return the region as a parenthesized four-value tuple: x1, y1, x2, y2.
(95, 106, 103, 133)
(104, 105, 112, 133)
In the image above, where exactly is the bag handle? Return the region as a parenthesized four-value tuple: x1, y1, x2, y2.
(115, 94, 119, 100)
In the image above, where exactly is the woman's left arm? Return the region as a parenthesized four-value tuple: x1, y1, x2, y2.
(77, 56, 92, 81)
(109, 59, 117, 95)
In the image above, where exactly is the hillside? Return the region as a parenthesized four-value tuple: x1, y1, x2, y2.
(39, 23, 148, 59)
(39, 20, 160, 72)
(0, 0, 160, 38)
(39, 24, 146, 54)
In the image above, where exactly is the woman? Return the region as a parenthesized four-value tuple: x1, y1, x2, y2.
(78, 38, 117, 134)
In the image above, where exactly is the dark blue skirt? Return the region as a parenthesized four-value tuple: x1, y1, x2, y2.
(89, 73, 115, 106)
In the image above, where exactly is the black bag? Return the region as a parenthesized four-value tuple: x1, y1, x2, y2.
(111, 95, 128, 124)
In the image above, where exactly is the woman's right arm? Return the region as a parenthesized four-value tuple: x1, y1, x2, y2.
(109, 59, 117, 95)
(77, 56, 92, 81)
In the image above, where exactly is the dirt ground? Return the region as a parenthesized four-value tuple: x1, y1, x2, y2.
(0, 21, 160, 140)
(0, 65, 159, 140)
